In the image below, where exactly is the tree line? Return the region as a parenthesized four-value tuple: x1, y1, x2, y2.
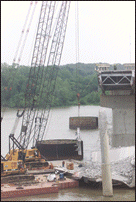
(2, 62, 124, 108)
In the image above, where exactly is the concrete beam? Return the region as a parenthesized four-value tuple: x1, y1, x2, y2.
(100, 95, 135, 109)
(69, 117, 98, 129)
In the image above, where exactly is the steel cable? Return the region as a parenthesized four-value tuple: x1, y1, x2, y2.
(75, 2, 80, 116)
(12, 1, 33, 66)
(17, 1, 38, 66)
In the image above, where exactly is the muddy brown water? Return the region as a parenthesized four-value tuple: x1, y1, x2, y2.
(1, 186, 135, 201)
(1, 106, 135, 201)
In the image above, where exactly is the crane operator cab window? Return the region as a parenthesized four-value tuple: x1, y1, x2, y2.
(18, 151, 26, 162)
(34, 150, 38, 157)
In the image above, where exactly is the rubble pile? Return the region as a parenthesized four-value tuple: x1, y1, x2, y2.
(72, 155, 135, 187)
(73, 161, 101, 179)
(110, 155, 135, 187)
(111, 156, 135, 177)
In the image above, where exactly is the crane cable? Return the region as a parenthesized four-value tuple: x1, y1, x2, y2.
(14, 1, 38, 118)
(75, 1, 80, 117)
(9, 2, 38, 134)
(17, 1, 38, 66)
(12, 1, 33, 66)
(74, 2, 98, 104)
(13, 2, 38, 132)
(2, 1, 37, 117)
(1, 2, 33, 121)
(6, 2, 38, 135)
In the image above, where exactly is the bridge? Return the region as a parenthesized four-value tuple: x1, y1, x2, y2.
(96, 63, 135, 93)
(96, 63, 135, 148)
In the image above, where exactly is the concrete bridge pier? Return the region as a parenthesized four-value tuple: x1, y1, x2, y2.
(96, 63, 135, 145)
(96, 64, 135, 196)
(100, 94, 135, 147)
(112, 109, 134, 136)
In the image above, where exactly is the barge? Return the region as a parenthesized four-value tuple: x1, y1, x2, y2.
(36, 139, 83, 161)
(1, 176, 79, 199)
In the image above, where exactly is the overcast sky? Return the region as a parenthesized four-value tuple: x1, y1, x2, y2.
(1, 1, 135, 66)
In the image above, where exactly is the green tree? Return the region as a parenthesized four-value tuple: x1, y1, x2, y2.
(1, 62, 103, 108)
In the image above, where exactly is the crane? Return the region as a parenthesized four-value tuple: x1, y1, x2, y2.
(1, 1, 71, 176)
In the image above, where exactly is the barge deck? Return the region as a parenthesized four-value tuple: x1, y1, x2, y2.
(1, 175, 79, 199)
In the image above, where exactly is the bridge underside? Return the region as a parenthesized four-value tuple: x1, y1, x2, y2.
(98, 70, 135, 93)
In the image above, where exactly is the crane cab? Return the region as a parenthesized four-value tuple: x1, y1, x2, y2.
(5, 148, 42, 162)
(25, 148, 42, 162)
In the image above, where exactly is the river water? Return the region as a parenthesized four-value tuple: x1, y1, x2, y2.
(1, 105, 135, 201)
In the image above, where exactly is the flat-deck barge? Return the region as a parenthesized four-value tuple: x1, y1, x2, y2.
(1, 175, 79, 199)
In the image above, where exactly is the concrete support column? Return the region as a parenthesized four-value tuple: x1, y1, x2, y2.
(99, 109, 113, 196)
(101, 163, 113, 196)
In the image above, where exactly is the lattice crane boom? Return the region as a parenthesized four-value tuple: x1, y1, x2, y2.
(19, 1, 56, 148)
(18, 1, 71, 149)
(33, 1, 71, 146)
